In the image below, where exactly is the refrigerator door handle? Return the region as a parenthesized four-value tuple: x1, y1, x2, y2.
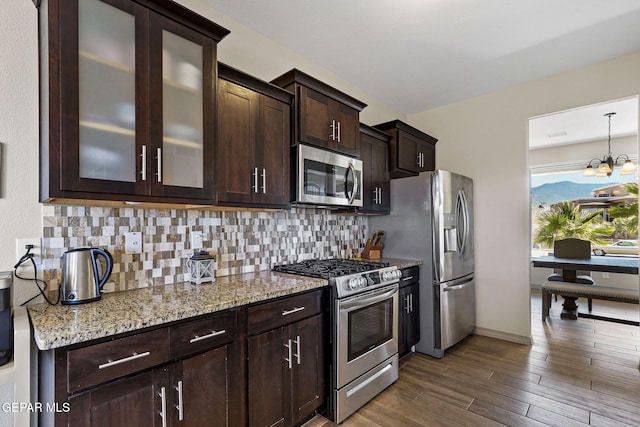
(438, 275, 473, 288)
(456, 190, 470, 256)
(443, 281, 473, 292)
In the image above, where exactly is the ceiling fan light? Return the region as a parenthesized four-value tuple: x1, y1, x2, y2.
(583, 165, 596, 177)
(620, 159, 636, 175)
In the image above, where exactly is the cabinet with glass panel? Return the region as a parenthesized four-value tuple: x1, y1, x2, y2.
(38, 0, 229, 204)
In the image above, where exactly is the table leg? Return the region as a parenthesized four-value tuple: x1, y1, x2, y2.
(560, 295, 579, 320)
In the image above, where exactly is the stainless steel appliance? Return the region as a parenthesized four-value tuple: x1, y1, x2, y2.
(370, 170, 475, 358)
(273, 259, 401, 423)
(294, 144, 363, 207)
(0, 272, 12, 366)
(61, 247, 113, 305)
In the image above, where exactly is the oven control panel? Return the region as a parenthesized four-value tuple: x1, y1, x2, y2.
(335, 266, 401, 298)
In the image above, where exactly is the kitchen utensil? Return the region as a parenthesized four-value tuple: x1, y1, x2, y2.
(61, 247, 113, 305)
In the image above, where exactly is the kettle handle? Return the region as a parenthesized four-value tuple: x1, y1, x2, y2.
(91, 248, 114, 292)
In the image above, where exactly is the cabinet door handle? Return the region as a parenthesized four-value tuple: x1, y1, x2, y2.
(156, 148, 162, 182)
(336, 121, 341, 142)
(252, 167, 258, 193)
(330, 119, 336, 141)
(189, 329, 226, 344)
(140, 145, 147, 181)
(405, 295, 411, 313)
(159, 386, 167, 427)
(175, 380, 184, 421)
(98, 351, 150, 369)
(409, 293, 413, 312)
(284, 339, 292, 369)
(378, 187, 382, 204)
(282, 306, 305, 316)
(262, 168, 266, 194)
(293, 335, 301, 365)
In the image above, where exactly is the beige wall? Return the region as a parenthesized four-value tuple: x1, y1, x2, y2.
(409, 51, 640, 341)
(0, 1, 42, 305)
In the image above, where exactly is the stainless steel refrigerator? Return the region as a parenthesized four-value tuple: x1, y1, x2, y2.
(370, 170, 475, 358)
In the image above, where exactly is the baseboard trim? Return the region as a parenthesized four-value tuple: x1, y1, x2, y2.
(473, 327, 533, 345)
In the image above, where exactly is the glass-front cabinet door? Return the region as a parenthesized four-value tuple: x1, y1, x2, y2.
(53, 0, 218, 202)
(60, 0, 147, 195)
(149, 15, 215, 200)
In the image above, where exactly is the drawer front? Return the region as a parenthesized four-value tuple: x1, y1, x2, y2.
(67, 328, 169, 393)
(170, 310, 237, 359)
(400, 266, 420, 287)
(248, 289, 323, 336)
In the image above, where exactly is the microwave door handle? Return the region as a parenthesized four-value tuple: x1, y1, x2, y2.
(347, 163, 358, 205)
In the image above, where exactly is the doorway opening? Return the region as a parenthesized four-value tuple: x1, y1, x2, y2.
(528, 96, 639, 325)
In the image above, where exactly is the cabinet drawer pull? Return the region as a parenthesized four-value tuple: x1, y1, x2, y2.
(140, 145, 147, 181)
(252, 167, 259, 193)
(159, 386, 167, 427)
(156, 148, 162, 182)
(282, 306, 305, 316)
(293, 335, 301, 365)
(98, 351, 151, 370)
(175, 380, 184, 421)
(402, 276, 414, 281)
(284, 339, 292, 369)
(189, 329, 226, 344)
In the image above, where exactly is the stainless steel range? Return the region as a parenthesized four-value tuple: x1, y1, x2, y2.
(273, 259, 401, 423)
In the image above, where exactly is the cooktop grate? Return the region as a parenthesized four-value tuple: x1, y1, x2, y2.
(273, 258, 390, 279)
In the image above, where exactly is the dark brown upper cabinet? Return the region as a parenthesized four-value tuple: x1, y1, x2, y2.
(217, 63, 293, 208)
(38, 0, 229, 205)
(271, 69, 367, 157)
(358, 124, 391, 215)
(374, 120, 437, 179)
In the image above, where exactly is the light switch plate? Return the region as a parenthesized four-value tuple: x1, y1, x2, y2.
(125, 232, 142, 254)
(190, 230, 203, 249)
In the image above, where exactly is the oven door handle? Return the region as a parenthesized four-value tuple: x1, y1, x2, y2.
(339, 287, 397, 312)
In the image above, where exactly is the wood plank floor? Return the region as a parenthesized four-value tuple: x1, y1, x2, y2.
(306, 291, 640, 426)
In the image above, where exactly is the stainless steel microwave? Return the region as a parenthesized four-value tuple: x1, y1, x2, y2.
(295, 145, 363, 207)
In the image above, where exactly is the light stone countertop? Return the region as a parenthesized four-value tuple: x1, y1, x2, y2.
(27, 258, 422, 351)
(28, 271, 327, 351)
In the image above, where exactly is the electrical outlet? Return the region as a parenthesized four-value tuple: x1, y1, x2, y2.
(16, 238, 42, 265)
(125, 232, 142, 254)
(190, 230, 203, 249)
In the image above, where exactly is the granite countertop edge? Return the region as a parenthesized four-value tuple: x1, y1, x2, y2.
(27, 258, 422, 351)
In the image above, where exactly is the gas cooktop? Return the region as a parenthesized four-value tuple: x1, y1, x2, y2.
(273, 258, 400, 298)
(272, 258, 390, 279)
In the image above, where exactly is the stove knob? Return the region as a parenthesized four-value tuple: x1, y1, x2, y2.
(348, 278, 360, 290)
(382, 271, 391, 281)
(393, 270, 402, 280)
(359, 277, 368, 288)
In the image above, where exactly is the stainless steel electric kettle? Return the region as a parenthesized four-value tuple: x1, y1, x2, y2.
(61, 247, 113, 305)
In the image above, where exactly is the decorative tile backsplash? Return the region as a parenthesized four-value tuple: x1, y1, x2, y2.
(41, 205, 368, 292)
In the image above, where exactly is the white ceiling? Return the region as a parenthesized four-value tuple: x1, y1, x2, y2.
(204, 0, 640, 114)
(529, 97, 639, 149)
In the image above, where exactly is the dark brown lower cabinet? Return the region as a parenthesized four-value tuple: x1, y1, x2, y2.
(66, 345, 236, 427)
(40, 309, 244, 427)
(248, 313, 324, 427)
(398, 266, 420, 357)
(67, 371, 158, 427)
